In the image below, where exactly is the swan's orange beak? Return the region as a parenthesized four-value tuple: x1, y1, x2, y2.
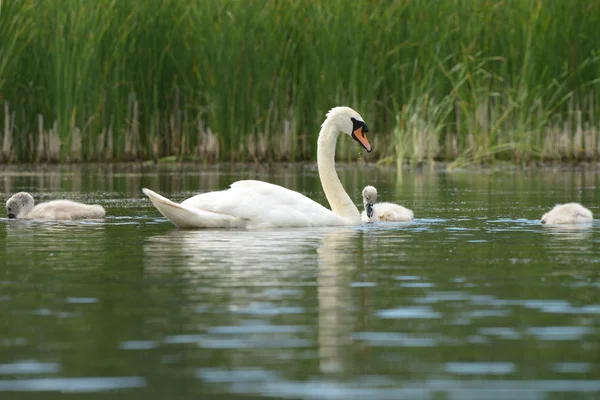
(352, 126, 372, 153)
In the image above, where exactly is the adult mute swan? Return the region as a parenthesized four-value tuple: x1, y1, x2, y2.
(5, 192, 105, 220)
(142, 106, 372, 229)
(541, 202, 593, 225)
(361, 185, 414, 222)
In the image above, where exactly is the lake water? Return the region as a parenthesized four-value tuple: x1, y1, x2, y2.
(1, 163, 599, 399)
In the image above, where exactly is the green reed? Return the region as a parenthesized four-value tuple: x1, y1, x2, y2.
(0, 0, 598, 164)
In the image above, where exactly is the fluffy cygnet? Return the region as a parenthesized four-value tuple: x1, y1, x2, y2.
(541, 202, 593, 225)
(361, 185, 414, 222)
(6, 192, 105, 220)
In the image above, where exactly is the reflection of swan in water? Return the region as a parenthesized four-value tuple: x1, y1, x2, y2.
(143, 227, 364, 375)
(317, 228, 362, 375)
(144, 228, 340, 280)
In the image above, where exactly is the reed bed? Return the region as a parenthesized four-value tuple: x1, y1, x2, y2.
(0, 0, 598, 165)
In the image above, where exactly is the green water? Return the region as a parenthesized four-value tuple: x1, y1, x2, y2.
(1, 164, 599, 399)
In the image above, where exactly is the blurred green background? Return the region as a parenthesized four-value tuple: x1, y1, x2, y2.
(0, 0, 598, 165)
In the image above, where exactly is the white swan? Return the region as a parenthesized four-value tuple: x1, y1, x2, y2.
(142, 106, 372, 229)
(5, 192, 105, 220)
(361, 185, 414, 222)
(541, 202, 593, 225)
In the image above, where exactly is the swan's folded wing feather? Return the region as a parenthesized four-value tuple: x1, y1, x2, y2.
(180, 180, 345, 227)
(143, 188, 244, 228)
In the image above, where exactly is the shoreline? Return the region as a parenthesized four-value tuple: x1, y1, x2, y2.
(0, 160, 600, 172)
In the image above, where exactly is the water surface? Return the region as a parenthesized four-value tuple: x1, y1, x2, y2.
(1, 164, 599, 399)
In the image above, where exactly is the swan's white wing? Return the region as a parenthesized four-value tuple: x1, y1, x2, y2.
(143, 188, 245, 229)
(180, 180, 345, 228)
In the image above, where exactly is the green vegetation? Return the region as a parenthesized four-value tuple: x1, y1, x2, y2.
(0, 0, 599, 165)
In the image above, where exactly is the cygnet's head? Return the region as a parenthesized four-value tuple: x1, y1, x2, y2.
(362, 185, 378, 219)
(324, 106, 371, 152)
(6, 192, 35, 219)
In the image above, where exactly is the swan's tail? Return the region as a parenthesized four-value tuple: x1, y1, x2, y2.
(142, 188, 241, 229)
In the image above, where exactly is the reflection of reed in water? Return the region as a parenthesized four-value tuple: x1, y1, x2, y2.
(0, 220, 112, 381)
(3, 221, 108, 271)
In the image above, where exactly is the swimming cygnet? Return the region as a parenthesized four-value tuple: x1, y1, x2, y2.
(541, 202, 593, 225)
(361, 185, 414, 222)
(5, 192, 105, 220)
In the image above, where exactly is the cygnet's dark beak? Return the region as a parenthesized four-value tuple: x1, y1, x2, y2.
(366, 203, 374, 219)
(8, 213, 16, 219)
(541, 219, 546, 224)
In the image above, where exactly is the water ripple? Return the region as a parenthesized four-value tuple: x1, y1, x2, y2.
(229, 303, 305, 316)
(444, 362, 515, 375)
(479, 327, 521, 340)
(399, 282, 435, 288)
(197, 368, 278, 383)
(352, 332, 437, 347)
(120, 340, 159, 350)
(197, 373, 600, 399)
(0, 361, 60, 375)
(553, 362, 592, 373)
(65, 297, 98, 304)
(207, 325, 306, 334)
(377, 306, 442, 319)
(197, 338, 312, 349)
(526, 326, 595, 340)
(350, 282, 377, 288)
(0, 377, 146, 392)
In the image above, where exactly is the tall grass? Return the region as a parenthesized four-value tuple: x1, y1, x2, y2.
(0, 0, 599, 164)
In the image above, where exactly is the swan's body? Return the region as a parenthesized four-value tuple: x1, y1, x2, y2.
(541, 203, 593, 225)
(5, 192, 105, 220)
(143, 106, 372, 229)
(361, 185, 414, 222)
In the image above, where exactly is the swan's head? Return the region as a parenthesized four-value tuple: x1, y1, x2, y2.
(324, 106, 371, 152)
(362, 185, 377, 218)
(6, 192, 34, 219)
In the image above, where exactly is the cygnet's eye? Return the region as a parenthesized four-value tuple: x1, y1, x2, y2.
(7, 207, 11, 211)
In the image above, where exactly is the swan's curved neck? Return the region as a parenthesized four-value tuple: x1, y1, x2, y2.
(317, 121, 360, 224)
